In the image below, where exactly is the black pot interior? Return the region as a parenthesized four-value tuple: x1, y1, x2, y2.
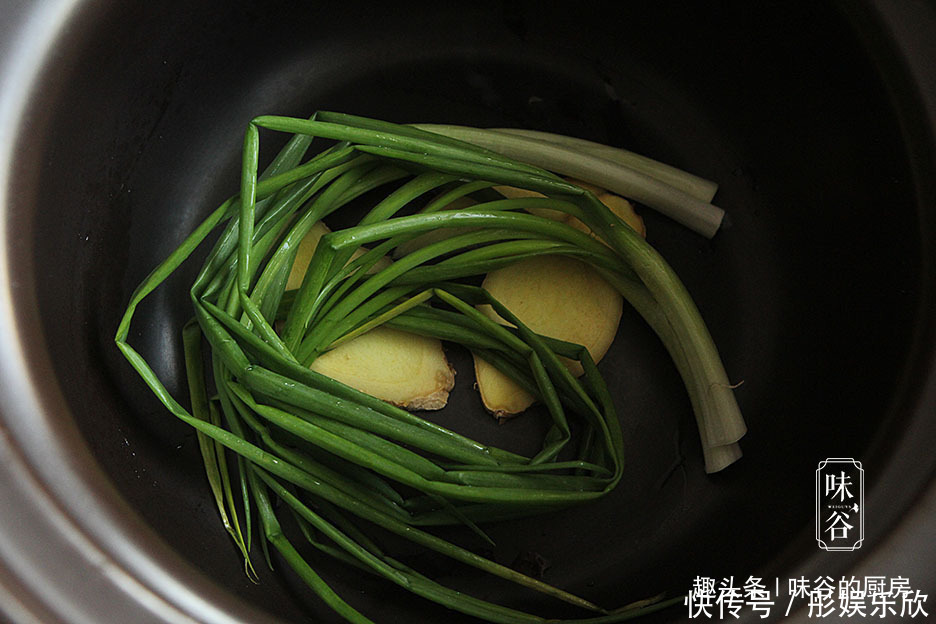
(31, 2, 927, 622)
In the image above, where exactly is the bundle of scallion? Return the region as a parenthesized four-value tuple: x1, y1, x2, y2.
(115, 111, 745, 623)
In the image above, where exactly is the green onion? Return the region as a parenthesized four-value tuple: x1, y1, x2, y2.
(486, 127, 719, 203)
(412, 123, 725, 238)
(115, 111, 745, 622)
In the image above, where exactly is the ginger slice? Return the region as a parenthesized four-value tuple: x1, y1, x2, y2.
(286, 221, 391, 291)
(494, 179, 638, 227)
(392, 187, 566, 259)
(563, 177, 606, 196)
(569, 192, 646, 239)
(392, 196, 478, 259)
(473, 254, 623, 417)
(288, 223, 454, 410)
(492, 185, 568, 221)
(310, 326, 455, 410)
(474, 357, 534, 418)
(391, 182, 591, 262)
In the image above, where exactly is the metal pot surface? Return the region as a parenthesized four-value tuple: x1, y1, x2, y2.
(0, 1, 934, 623)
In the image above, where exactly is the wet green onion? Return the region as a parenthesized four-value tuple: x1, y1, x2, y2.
(115, 111, 744, 623)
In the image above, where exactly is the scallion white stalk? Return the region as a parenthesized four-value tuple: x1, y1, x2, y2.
(489, 127, 718, 203)
(413, 124, 725, 238)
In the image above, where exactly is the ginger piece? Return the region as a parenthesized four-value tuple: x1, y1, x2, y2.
(568, 192, 646, 239)
(492, 185, 568, 221)
(310, 326, 455, 410)
(474, 357, 533, 418)
(473, 255, 623, 417)
(392, 196, 478, 258)
(288, 223, 454, 410)
(286, 221, 391, 291)
(392, 187, 566, 259)
(564, 177, 606, 196)
(494, 179, 640, 229)
(392, 182, 609, 262)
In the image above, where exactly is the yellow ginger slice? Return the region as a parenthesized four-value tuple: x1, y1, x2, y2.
(286, 221, 391, 291)
(492, 185, 568, 221)
(392, 196, 478, 259)
(310, 326, 455, 411)
(391, 181, 621, 261)
(392, 187, 567, 259)
(569, 192, 646, 239)
(287, 222, 454, 410)
(563, 177, 606, 196)
(474, 255, 623, 417)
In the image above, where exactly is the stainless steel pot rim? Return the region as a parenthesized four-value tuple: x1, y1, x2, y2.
(0, 2, 278, 622)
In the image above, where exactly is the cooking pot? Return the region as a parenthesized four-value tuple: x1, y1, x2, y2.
(1, 1, 934, 622)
